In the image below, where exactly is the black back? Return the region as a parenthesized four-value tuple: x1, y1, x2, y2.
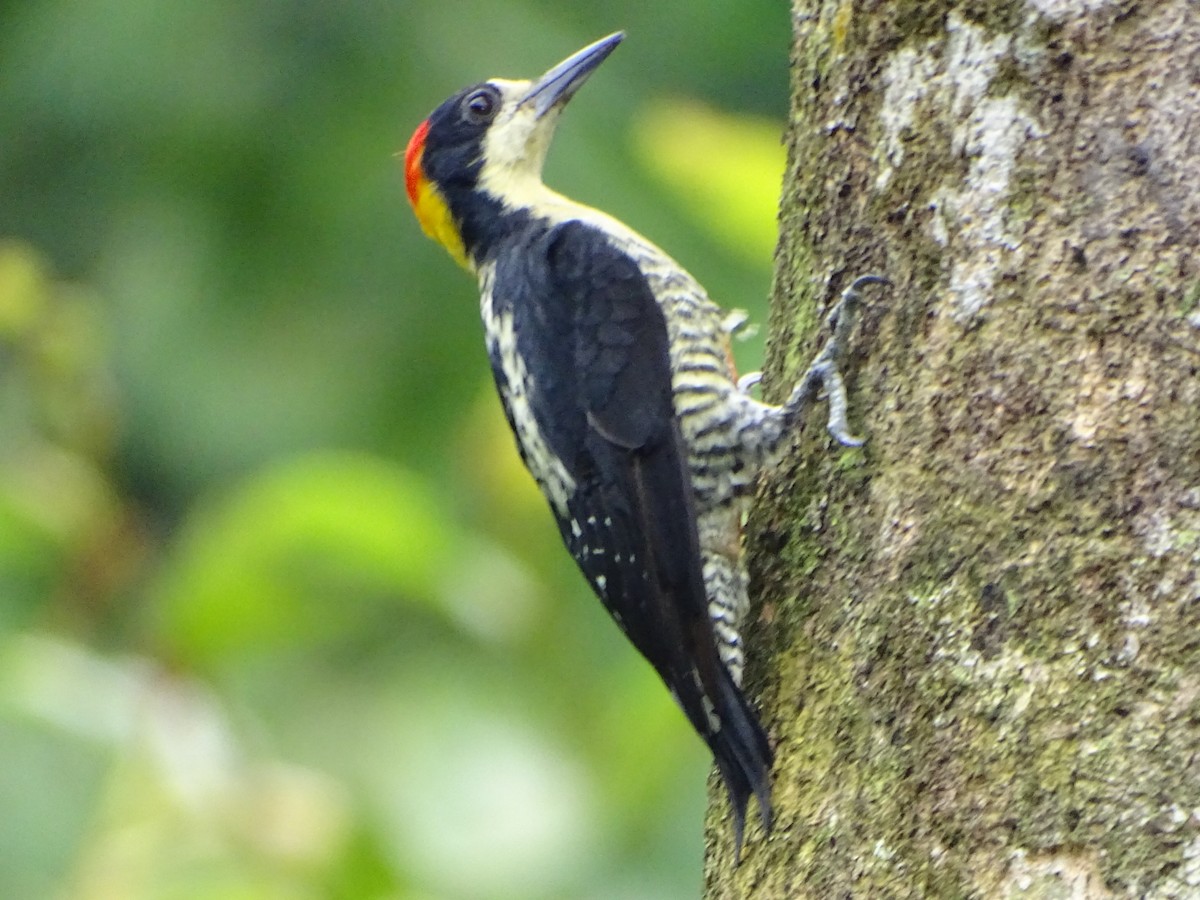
(484, 217, 773, 851)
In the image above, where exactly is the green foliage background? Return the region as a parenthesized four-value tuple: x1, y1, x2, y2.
(0, 2, 788, 896)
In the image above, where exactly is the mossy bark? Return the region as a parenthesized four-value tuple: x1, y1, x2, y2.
(704, 2, 1200, 897)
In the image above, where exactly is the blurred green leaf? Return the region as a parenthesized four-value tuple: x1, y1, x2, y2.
(152, 454, 456, 665)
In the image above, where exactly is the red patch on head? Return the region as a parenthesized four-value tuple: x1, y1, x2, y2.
(404, 119, 431, 208)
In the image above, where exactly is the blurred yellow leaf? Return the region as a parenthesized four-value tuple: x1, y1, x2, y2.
(0, 241, 49, 338)
(630, 98, 786, 266)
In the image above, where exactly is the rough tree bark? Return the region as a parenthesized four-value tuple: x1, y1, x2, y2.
(704, 2, 1200, 897)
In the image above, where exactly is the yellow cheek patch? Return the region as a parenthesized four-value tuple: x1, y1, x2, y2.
(411, 173, 471, 270)
(405, 119, 471, 271)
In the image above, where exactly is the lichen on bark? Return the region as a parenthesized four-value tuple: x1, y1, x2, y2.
(705, 2, 1200, 897)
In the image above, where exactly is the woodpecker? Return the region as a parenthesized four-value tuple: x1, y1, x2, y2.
(403, 32, 881, 855)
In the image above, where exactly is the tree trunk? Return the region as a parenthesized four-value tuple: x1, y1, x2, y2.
(704, 2, 1200, 896)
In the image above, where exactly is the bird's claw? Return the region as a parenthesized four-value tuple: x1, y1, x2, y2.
(818, 274, 887, 443)
(792, 274, 889, 446)
(737, 371, 763, 394)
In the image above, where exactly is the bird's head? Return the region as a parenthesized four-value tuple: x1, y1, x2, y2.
(404, 32, 624, 270)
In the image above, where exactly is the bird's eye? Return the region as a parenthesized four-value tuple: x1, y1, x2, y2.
(462, 88, 498, 124)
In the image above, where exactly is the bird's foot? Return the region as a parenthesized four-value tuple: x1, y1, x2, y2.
(787, 274, 889, 446)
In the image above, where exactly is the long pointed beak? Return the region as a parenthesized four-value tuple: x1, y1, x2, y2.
(522, 32, 624, 118)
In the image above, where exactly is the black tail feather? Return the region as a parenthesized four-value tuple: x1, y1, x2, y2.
(708, 664, 773, 861)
